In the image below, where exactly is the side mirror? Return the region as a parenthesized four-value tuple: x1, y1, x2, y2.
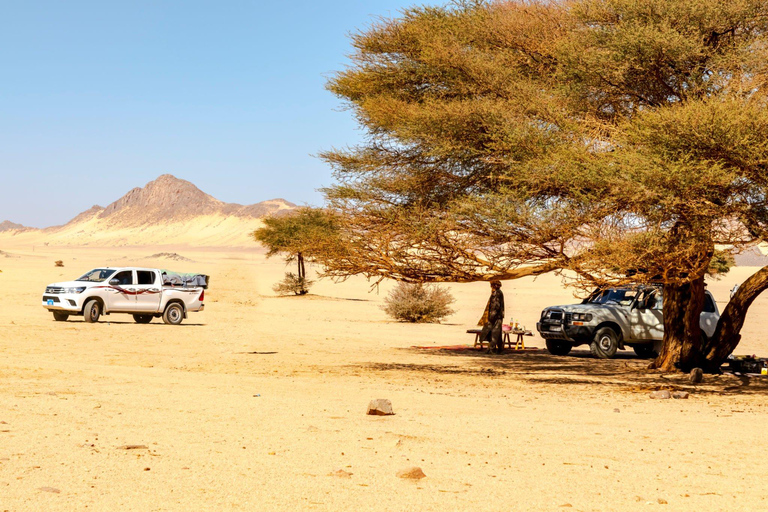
(109, 278, 119, 286)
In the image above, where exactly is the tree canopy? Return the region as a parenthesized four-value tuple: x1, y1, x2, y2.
(320, 0, 768, 371)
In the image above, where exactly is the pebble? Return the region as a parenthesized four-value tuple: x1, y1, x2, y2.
(397, 466, 426, 480)
(329, 469, 353, 478)
(672, 391, 690, 399)
(649, 390, 671, 399)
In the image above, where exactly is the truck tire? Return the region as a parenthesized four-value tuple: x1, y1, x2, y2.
(633, 344, 657, 359)
(52, 311, 69, 322)
(590, 327, 618, 359)
(133, 314, 153, 324)
(83, 299, 101, 323)
(545, 340, 572, 356)
(162, 303, 184, 325)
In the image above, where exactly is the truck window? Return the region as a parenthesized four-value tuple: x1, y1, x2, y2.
(112, 271, 134, 286)
(137, 271, 155, 285)
(77, 268, 114, 282)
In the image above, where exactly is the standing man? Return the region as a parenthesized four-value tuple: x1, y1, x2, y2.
(479, 280, 505, 354)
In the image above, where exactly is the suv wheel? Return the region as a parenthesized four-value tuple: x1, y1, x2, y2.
(633, 344, 657, 359)
(162, 303, 184, 325)
(545, 340, 572, 356)
(590, 327, 619, 359)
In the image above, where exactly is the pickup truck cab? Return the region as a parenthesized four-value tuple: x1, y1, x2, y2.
(42, 267, 207, 325)
(536, 286, 720, 359)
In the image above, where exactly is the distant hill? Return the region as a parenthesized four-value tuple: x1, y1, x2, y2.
(0, 220, 31, 233)
(0, 174, 296, 247)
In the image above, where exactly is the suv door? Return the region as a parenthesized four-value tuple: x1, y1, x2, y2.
(134, 270, 162, 313)
(107, 270, 136, 312)
(700, 292, 719, 338)
(629, 289, 664, 341)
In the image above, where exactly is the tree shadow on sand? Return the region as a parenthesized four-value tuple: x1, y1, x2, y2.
(358, 348, 768, 397)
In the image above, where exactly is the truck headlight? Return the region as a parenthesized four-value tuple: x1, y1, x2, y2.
(61, 287, 86, 294)
(572, 313, 592, 322)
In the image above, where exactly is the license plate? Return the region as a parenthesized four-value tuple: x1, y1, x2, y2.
(47, 299, 54, 306)
(548, 325, 560, 331)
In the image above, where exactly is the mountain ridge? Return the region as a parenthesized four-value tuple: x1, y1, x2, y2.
(0, 174, 296, 247)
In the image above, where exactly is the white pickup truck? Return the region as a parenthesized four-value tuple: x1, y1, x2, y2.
(42, 267, 208, 325)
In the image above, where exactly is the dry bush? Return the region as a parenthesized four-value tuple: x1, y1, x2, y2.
(382, 282, 455, 323)
(54, 260, 64, 267)
(273, 272, 313, 296)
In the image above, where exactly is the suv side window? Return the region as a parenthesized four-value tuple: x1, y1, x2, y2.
(112, 270, 134, 286)
(703, 294, 716, 313)
(137, 271, 155, 285)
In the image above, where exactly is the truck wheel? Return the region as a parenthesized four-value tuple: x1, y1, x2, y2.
(633, 344, 657, 359)
(52, 311, 69, 322)
(162, 303, 184, 325)
(83, 300, 101, 323)
(545, 340, 572, 356)
(590, 327, 618, 359)
(133, 314, 153, 324)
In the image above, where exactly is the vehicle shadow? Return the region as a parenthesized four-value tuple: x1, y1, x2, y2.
(358, 347, 768, 397)
(57, 319, 205, 326)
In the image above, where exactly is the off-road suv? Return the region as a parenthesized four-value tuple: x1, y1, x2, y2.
(536, 286, 720, 359)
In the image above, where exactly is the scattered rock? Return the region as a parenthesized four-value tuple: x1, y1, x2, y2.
(396, 466, 426, 480)
(367, 399, 395, 416)
(54, 260, 64, 267)
(658, 498, 668, 504)
(118, 445, 148, 450)
(559, 504, 573, 508)
(690, 368, 704, 384)
(148, 252, 192, 262)
(329, 469, 353, 478)
(650, 390, 671, 400)
(39, 487, 60, 493)
(613, 408, 620, 413)
(672, 391, 690, 399)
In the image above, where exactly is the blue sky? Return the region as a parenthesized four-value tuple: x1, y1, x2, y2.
(0, 0, 417, 227)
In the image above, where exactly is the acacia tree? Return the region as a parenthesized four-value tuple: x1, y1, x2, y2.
(253, 208, 340, 295)
(319, 0, 768, 372)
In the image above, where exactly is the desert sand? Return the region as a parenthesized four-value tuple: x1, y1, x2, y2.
(1, 241, 767, 511)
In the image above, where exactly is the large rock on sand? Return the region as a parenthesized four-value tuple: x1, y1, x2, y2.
(367, 399, 395, 416)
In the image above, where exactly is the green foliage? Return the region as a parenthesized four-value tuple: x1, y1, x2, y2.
(273, 272, 314, 296)
(320, 0, 768, 291)
(382, 282, 455, 323)
(253, 208, 340, 264)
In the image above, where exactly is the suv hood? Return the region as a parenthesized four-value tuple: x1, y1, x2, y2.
(545, 303, 623, 313)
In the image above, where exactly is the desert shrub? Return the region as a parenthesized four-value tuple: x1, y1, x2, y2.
(54, 260, 64, 267)
(382, 282, 455, 323)
(273, 272, 313, 296)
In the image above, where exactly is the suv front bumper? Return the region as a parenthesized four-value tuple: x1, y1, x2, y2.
(536, 322, 593, 343)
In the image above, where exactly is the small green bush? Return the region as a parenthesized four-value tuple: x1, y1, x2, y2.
(382, 282, 455, 323)
(273, 272, 313, 296)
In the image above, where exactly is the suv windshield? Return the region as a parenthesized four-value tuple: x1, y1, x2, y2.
(76, 268, 115, 282)
(587, 288, 638, 306)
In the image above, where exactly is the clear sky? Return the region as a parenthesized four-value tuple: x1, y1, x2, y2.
(0, 0, 416, 227)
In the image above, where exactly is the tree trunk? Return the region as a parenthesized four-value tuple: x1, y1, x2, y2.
(650, 277, 706, 372)
(297, 252, 305, 280)
(703, 265, 768, 366)
(297, 252, 308, 295)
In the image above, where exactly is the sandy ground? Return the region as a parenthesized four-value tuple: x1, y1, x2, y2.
(1, 243, 767, 511)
